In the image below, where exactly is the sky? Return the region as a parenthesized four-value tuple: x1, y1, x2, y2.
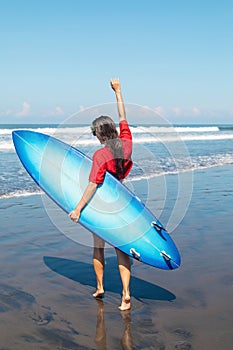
(0, 0, 233, 124)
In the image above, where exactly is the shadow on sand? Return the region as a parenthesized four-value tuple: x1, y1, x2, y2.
(44, 256, 176, 302)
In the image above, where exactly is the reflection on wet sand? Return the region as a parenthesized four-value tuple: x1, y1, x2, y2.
(94, 299, 133, 350)
(94, 300, 106, 350)
(120, 309, 133, 350)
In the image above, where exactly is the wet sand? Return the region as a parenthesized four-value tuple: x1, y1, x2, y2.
(0, 165, 233, 349)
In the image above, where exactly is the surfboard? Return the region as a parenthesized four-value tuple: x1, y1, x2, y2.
(12, 130, 181, 270)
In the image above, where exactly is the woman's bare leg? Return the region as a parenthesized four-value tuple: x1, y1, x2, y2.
(93, 235, 105, 298)
(115, 248, 131, 310)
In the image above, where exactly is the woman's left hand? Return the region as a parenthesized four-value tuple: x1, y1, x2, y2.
(68, 209, 80, 223)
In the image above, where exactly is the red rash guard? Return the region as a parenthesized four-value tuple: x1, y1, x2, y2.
(89, 120, 133, 184)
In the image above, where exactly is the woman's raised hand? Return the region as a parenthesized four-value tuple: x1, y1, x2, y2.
(110, 78, 121, 93)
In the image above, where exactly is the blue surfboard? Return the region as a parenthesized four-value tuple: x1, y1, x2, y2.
(12, 130, 181, 270)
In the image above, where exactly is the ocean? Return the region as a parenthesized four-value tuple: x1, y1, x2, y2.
(1, 123, 233, 200)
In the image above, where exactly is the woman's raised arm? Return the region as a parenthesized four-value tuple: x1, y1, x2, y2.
(110, 78, 126, 122)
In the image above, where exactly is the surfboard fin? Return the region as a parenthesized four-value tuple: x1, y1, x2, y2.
(151, 221, 167, 232)
(160, 250, 176, 269)
(130, 248, 141, 261)
(151, 221, 167, 241)
(160, 250, 171, 261)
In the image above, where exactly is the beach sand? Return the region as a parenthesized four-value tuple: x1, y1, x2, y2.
(0, 165, 233, 349)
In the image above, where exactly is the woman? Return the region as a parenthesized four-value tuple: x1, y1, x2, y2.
(69, 78, 133, 311)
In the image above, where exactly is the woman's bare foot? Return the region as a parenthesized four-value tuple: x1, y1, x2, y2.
(93, 289, 105, 298)
(124, 293, 130, 302)
(118, 295, 131, 311)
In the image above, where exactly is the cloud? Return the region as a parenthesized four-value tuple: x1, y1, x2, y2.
(171, 107, 182, 116)
(154, 106, 166, 116)
(53, 106, 64, 115)
(16, 102, 31, 117)
(169, 106, 202, 117)
(79, 105, 85, 112)
(0, 108, 13, 118)
(41, 106, 65, 118)
(191, 107, 201, 116)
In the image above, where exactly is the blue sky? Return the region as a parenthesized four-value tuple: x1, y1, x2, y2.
(0, 0, 233, 124)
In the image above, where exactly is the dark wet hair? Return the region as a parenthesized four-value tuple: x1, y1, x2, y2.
(92, 116, 124, 178)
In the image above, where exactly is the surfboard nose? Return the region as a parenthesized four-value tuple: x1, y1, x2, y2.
(12, 130, 26, 139)
(12, 130, 49, 157)
(12, 130, 21, 146)
(12, 130, 26, 157)
(12, 130, 36, 161)
(12, 130, 33, 154)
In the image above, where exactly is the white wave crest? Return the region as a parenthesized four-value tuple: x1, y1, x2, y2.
(0, 190, 43, 200)
(1, 132, 233, 151)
